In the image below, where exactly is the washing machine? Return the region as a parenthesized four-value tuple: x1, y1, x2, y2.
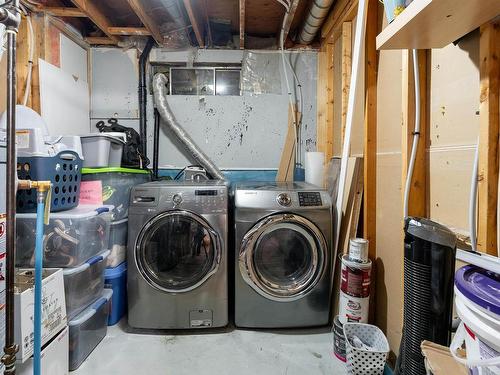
(234, 181, 332, 328)
(127, 180, 228, 329)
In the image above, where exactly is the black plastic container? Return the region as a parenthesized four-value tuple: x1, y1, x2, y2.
(400, 217, 456, 375)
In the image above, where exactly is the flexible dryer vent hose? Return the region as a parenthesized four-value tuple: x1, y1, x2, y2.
(152, 73, 224, 180)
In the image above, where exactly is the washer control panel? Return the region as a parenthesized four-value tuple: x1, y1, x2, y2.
(298, 192, 322, 206)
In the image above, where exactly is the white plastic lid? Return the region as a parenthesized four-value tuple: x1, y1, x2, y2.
(68, 288, 113, 326)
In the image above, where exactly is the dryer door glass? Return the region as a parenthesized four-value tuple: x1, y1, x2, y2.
(239, 214, 327, 301)
(137, 211, 219, 293)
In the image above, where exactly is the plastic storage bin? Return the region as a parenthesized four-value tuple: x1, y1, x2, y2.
(63, 250, 110, 319)
(108, 218, 128, 267)
(81, 167, 150, 220)
(16, 205, 112, 268)
(81, 134, 125, 168)
(104, 262, 127, 325)
(68, 289, 112, 371)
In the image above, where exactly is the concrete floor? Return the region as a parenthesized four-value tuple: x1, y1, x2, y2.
(73, 321, 347, 375)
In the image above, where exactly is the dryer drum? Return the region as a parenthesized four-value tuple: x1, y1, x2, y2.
(135, 210, 221, 293)
(239, 213, 327, 302)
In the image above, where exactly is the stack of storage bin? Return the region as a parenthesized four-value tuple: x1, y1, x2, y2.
(81, 167, 150, 325)
(16, 205, 113, 371)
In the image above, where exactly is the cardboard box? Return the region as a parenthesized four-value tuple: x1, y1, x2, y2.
(421, 340, 468, 375)
(15, 268, 67, 363)
(17, 326, 69, 375)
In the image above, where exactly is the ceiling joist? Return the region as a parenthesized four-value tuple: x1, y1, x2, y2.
(108, 27, 151, 36)
(85, 36, 116, 45)
(69, 0, 120, 42)
(44, 7, 87, 17)
(239, 0, 245, 49)
(126, 0, 163, 45)
(321, 0, 358, 42)
(183, 0, 205, 47)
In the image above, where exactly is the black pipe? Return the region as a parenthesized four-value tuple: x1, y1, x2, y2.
(138, 37, 156, 168)
(153, 108, 160, 180)
(3, 2, 21, 373)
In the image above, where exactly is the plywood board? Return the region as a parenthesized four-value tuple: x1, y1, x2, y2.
(39, 58, 90, 136)
(60, 34, 88, 83)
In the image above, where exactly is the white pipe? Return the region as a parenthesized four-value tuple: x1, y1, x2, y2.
(469, 137, 479, 252)
(334, 0, 369, 268)
(403, 49, 421, 219)
(22, 13, 33, 106)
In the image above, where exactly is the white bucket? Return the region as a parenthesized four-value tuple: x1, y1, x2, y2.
(450, 288, 500, 374)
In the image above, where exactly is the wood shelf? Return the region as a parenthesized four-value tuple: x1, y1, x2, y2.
(376, 0, 500, 50)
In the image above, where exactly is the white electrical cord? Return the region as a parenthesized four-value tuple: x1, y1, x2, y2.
(275, 0, 304, 167)
(403, 49, 421, 219)
(469, 138, 479, 252)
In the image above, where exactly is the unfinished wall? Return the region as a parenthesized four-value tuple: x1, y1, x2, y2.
(91, 48, 317, 170)
(372, 33, 480, 357)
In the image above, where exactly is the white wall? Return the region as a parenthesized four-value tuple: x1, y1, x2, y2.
(91, 48, 317, 169)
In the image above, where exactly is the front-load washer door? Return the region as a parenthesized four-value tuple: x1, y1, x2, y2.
(239, 213, 327, 302)
(135, 210, 221, 293)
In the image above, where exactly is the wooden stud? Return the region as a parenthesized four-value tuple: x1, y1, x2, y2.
(30, 14, 48, 114)
(401, 49, 429, 219)
(321, 0, 358, 43)
(477, 21, 500, 256)
(127, 0, 163, 45)
(277, 105, 300, 182)
(43, 7, 87, 17)
(107, 27, 151, 36)
(16, 15, 31, 106)
(239, 0, 245, 49)
(183, 0, 205, 47)
(84, 36, 117, 45)
(363, 0, 377, 259)
(69, 0, 119, 42)
(341, 21, 352, 146)
(316, 43, 335, 166)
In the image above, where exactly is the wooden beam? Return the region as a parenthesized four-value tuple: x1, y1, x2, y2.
(363, 0, 377, 259)
(69, 0, 119, 42)
(202, 0, 212, 47)
(183, 0, 204, 47)
(30, 14, 49, 114)
(16, 15, 31, 106)
(321, 0, 358, 43)
(477, 21, 500, 256)
(84, 36, 116, 45)
(316, 43, 335, 167)
(127, 0, 163, 45)
(239, 0, 245, 49)
(341, 21, 352, 146)
(108, 27, 151, 36)
(44, 7, 87, 17)
(280, 0, 301, 45)
(401, 49, 429, 219)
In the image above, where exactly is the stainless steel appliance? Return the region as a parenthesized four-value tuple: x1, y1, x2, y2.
(127, 180, 228, 329)
(233, 182, 333, 328)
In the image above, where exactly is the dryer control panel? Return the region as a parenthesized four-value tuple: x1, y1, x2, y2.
(298, 192, 323, 206)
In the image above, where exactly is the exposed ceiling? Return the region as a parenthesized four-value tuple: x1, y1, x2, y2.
(26, 0, 319, 49)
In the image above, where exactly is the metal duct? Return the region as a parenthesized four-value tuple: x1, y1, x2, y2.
(297, 0, 335, 44)
(152, 73, 224, 180)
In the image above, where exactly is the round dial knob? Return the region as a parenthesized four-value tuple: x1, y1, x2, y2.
(277, 193, 292, 206)
(172, 194, 183, 205)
